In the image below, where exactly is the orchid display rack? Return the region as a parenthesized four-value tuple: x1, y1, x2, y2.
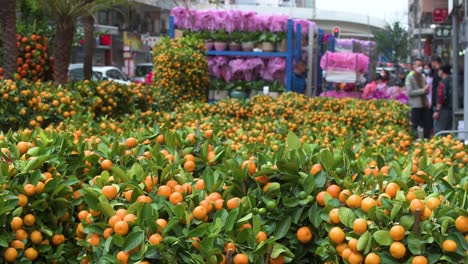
(169, 16, 303, 92)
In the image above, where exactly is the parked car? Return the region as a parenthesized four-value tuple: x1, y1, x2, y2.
(92, 66, 131, 85)
(68, 63, 100, 82)
(68, 64, 131, 85)
(133, 63, 153, 83)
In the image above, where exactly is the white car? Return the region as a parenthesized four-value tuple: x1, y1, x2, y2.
(68, 63, 100, 81)
(92, 66, 131, 85)
(68, 64, 131, 84)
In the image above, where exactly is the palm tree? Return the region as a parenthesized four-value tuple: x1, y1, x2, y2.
(0, 0, 17, 80)
(81, 0, 95, 80)
(39, 0, 127, 85)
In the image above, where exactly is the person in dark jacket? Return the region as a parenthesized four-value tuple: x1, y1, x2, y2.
(433, 64, 453, 132)
(290, 61, 306, 94)
(406, 58, 431, 139)
(431, 56, 442, 129)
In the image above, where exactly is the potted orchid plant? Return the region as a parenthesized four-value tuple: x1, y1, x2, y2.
(201, 31, 214, 50)
(258, 32, 276, 52)
(227, 80, 249, 100)
(269, 81, 285, 98)
(209, 78, 229, 100)
(275, 32, 287, 52)
(249, 80, 266, 98)
(228, 31, 242, 51)
(212, 30, 229, 51)
(241, 31, 259, 51)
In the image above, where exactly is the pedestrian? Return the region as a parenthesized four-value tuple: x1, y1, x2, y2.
(406, 59, 431, 139)
(423, 63, 435, 135)
(431, 56, 442, 130)
(433, 64, 453, 132)
(290, 60, 306, 94)
(380, 69, 390, 84)
(396, 70, 406, 87)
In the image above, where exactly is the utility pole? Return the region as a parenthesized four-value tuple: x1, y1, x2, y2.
(452, 7, 459, 129)
(464, 0, 468, 139)
(416, 2, 422, 57)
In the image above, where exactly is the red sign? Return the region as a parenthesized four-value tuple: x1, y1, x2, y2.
(433, 8, 449, 23)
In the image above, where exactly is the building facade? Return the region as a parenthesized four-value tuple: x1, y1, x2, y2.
(72, 0, 174, 77)
(408, 0, 466, 131)
(408, 0, 454, 61)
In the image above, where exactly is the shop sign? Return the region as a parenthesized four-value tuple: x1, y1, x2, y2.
(433, 8, 449, 23)
(434, 26, 451, 39)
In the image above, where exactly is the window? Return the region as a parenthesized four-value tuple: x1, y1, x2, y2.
(98, 11, 108, 25)
(135, 65, 153, 77)
(106, 69, 126, 80)
(69, 69, 84, 81)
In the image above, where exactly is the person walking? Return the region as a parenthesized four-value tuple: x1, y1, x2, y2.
(423, 63, 435, 135)
(433, 64, 453, 132)
(406, 59, 431, 139)
(431, 56, 442, 130)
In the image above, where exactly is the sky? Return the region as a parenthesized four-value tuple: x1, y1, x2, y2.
(316, 0, 408, 24)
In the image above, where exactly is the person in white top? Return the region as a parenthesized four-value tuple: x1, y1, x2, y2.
(423, 63, 435, 136)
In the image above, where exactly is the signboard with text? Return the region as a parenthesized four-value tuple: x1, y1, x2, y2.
(434, 26, 452, 39)
(433, 8, 449, 23)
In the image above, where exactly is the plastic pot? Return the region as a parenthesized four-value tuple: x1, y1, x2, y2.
(214, 41, 228, 51)
(230, 90, 248, 100)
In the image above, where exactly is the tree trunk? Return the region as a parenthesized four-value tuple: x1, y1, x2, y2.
(81, 0, 95, 80)
(0, 0, 17, 79)
(54, 20, 75, 85)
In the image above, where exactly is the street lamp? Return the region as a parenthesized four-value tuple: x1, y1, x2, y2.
(430, 24, 436, 29)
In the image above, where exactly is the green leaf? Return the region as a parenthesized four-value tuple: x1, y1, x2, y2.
(103, 236, 113, 255)
(23, 155, 48, 171)
(128, 163, 144, 181)
(97, 195, 115, 218)
(82, 193, 99, 211)
(188, 223, 210, 237)
(237, 213, 252, 223)
(174, 204, 185, 220)
(286, 131, 301, 150)
(441, 217, 454, 235)
(407, 232, 425, 255)
(399, 215, 415, 231)
(390, 202, 402, 220)
(43, 178, 60, 193)
(303, 174, 315, 194)
(373, 230, 392, 246)
(0, 234, 9, 247)
(163, 218, 180, 235)
(271, 242, 294, 258)
(110, 166, 129, 182)
(225, 208, 239, 232)
(338, 207, 356, 228)
(314, 171, 327, 188)
(273, 216, 291, 239)
(122, 230, 144, 252)
(140, 203, 156, 225)
(357, 231, 370, 252)
(319, 149, 334, 172)
(308, 204, 323, 228)
(253, 215, 261, 235)
(112, 234, 125, 247)
(236, 228, 251, 244)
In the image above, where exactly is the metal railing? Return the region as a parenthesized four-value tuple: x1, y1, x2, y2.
(434, 130, 468, 140)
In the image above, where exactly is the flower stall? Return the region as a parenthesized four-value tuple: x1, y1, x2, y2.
(320, 51, 370, 83)
(169, 7, 316, 101)
(317, 37, 408, 104)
